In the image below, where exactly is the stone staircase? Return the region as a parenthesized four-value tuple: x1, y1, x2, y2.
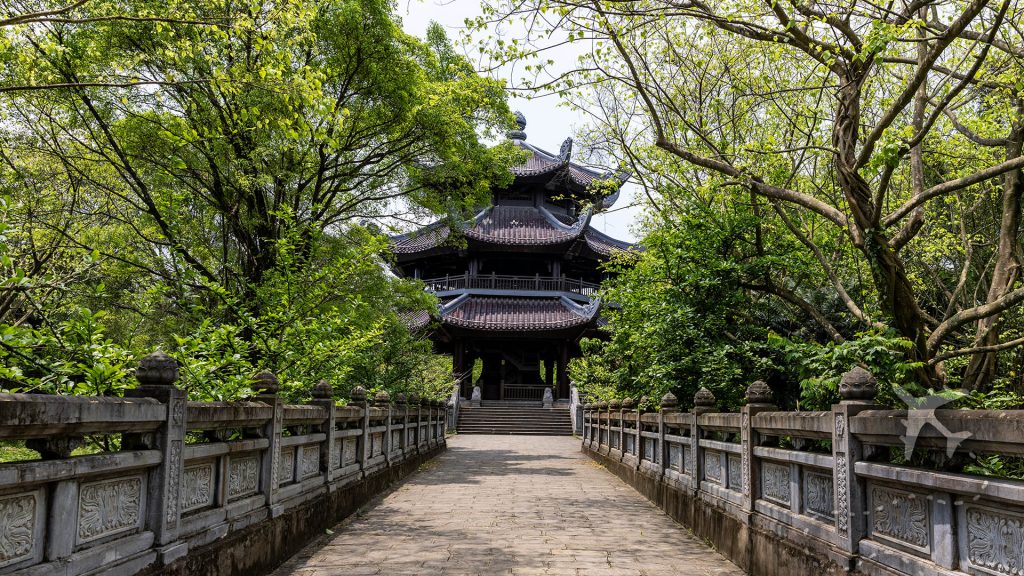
(456, 403, 573, 435)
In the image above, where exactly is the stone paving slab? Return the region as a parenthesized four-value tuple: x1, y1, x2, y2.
(272, 435, 745, 576)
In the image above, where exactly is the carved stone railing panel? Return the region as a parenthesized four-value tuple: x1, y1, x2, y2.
(0, 488, 44, 570)
(761, 462, 791, 506)
(299, 445, 319, 479)
(704, 450, 723, 484)
(867, 483, 931, 553)
(727, 454, 742, 492)
(961, 503, 1024, 576)
(227, 455, 260, 500)
(803, 470, 835, 521)
(181, 462, 215, 514)
(77, 475, 146, 545)
(279, 448, 295, 486)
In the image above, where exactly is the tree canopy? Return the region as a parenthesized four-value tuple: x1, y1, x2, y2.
(471, 0, 1024, 404)
(0, 0, 521, 401)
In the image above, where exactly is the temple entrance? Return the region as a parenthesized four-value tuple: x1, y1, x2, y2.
(457, 340, 574, 401)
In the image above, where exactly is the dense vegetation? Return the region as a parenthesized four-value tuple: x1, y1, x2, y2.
(472, 0, 1024, 410)
(0, 0, 522, 402)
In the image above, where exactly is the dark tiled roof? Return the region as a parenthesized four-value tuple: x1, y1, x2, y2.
(510, 140, 629, 198)
(440, 295, 599, 331)
(584, 227, 635, 256)
(391, 222, 450, 254)
(464, 206, 588, 245)
(399, 309, 432, 331)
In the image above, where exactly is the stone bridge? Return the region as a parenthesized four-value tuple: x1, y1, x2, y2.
(0, 353, 1023, 576)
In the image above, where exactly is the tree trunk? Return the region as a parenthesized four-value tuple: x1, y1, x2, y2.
(833, 67, 936, 384)
(963, 119, 1024, 391)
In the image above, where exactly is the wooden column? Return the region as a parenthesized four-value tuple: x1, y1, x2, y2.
(452, 342, 466, 398)
(557, 343, 569, 400)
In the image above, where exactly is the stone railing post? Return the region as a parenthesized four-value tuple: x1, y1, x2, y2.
(741, 380, 776, 513)
(396, 394, 409, 456)
(832, 367, 879, 555)
(350, 386, 370, 475)
(375, 391, 391, 465)
(124, 351, 188, 563)
(610, 399, 623, 459)
(411, 394, 423, 451)
(598, 401, 609, 453)
(254, 371, 285, 516)
(311, 380, 336, 482)
(660, 392, 678, 479)
(691, 387, 716, 494)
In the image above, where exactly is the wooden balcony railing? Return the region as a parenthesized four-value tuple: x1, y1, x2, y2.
(422, 274, 600, 297)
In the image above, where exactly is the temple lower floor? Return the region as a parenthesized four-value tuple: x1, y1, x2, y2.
(450, 339, 578, 401)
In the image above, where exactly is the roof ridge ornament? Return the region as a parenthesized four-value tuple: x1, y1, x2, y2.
(559, 137, 573, 162)
(508, 111, 527, 141)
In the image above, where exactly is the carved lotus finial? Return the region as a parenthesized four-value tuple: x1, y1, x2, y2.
(409, 393, 421, 406)
(374, 390, 391, 407)
(745, 380, 774, 405)
(508, 111, 527, 140)
(349, 385, 367, 403)
(596, 401, 608, 410)
(312, 379, 333, 399)
(254, 370, 279, 395)
(136, 350, 179, 387)
(622, 397, 635, 409)
(661, 392, 679, 410)
(395, 393, 407, 406)
(693, 387, 715, 408)
(839, 366, 878, 401)
(609, 399, 622, 410)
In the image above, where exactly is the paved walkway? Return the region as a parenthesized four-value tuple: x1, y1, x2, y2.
(273, 435, 744, 576)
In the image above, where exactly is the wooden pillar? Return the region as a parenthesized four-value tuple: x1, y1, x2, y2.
(453, 342, 466, 398)
(557, 343, 569, 400)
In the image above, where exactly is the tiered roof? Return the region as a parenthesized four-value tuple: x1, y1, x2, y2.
(439, 294, 600, 332)
(390, 112, 633, 334)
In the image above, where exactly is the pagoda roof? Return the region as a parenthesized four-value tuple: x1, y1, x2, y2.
(584, 227, 634, 256)
(507, 113, 628, 208)
(391, 221, 450, 254)
(438, 294, 600, 331)
(464, 205, 591, 246)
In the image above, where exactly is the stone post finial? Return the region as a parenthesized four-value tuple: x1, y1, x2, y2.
(694, 387, 716, 407)
(254, 370, 279, 396)
(136, 350, 179, 387)
(374, 390, 391, 407)
(622, 397, 636, 410)
(637, 396, 652, 413)
(409, 393, 421, 406)
(839, 366, 878, 402)
(597, 401, 608, 410)
(395, 393, 407, 406)
(349, 385, 367, 404)
(661, 392, 679, 410)
(745, 380, 774, 405)
(609, 399, 622, 410)
(508, 111, 527, 140)
(312, 379, 333, 399)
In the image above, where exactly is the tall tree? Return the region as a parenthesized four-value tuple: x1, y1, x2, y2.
(474, 0, 1024, 388)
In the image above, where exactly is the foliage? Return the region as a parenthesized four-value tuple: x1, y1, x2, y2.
(473, 0, 1024, 394)
(768, 331, 921, 410)
(0, 2, 516, 401)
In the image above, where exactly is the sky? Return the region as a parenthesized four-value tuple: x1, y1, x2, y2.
(398, 0, 643, 243)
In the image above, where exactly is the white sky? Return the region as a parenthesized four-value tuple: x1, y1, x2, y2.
(398, 0, 643, 243)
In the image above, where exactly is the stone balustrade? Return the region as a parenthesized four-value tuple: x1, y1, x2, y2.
(582, 371, 1024, 576)
(0, 352, 447, 576)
